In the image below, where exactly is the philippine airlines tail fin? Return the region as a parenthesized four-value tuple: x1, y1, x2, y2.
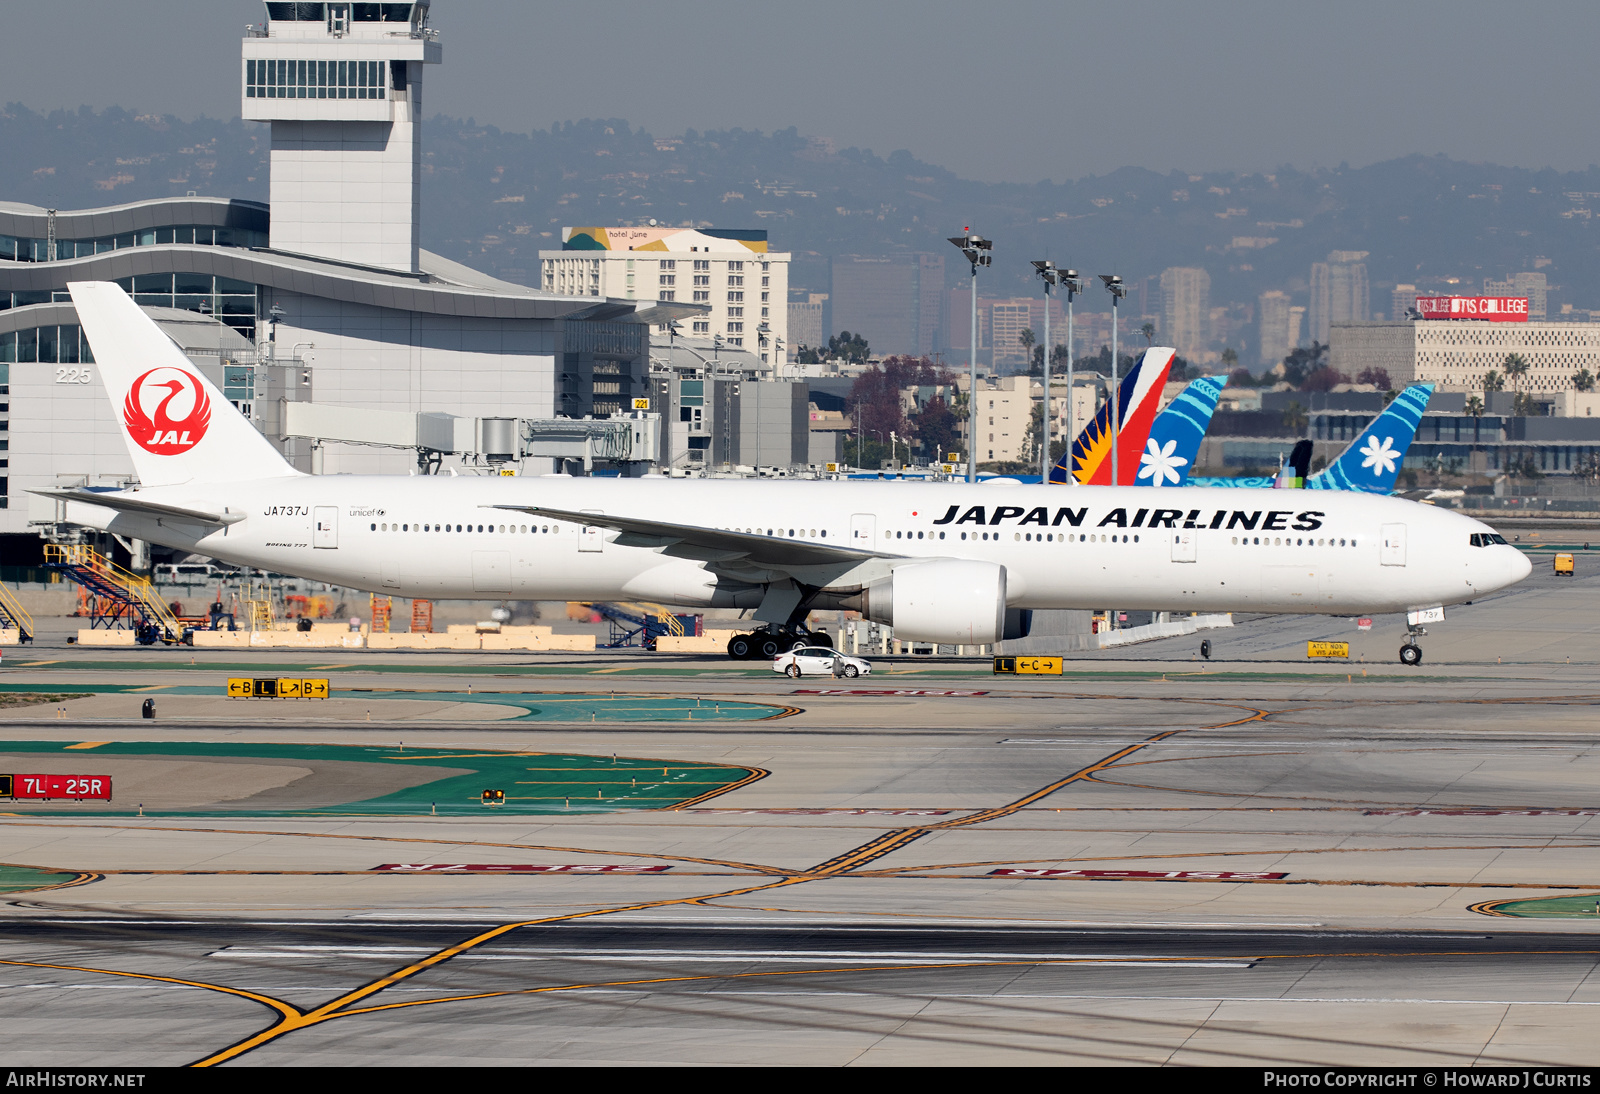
(1051, 346, 1176, 485)
(1309, 383, 1434, 493)
(69, 281, 300, 488)
(1134, 374, 1226, 486)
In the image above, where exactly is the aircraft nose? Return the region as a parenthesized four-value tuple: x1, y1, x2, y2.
(1507, 547, 1532, 585)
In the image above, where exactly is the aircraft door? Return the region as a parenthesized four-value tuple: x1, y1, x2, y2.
(1171, 529, 1197, 563)
(849, 513, 876, 547)
(579, 510, 605, 553)
(1380, 523, 1407, 566)
(313, 506, 338, 549)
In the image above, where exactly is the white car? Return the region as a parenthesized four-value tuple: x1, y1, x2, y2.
(772, 646, 872, 679)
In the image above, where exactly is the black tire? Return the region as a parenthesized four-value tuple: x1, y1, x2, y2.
(811, 631, 835, 650)
(842, 664, 859, 678)
(758, 636, 782, 660)
(727, 635, 754, 660)
(789, 638, 807, 652)
(785, 664, 801, 678)
(1400, 643, 1423, 666)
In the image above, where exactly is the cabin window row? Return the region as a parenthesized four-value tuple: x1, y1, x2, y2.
(369, 522, 561, 533)
(1231, 536, 1358, 547)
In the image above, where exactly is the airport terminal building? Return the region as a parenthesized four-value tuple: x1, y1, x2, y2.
(0, 1, 680, 552)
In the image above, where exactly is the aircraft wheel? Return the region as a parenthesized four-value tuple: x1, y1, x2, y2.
(1399, 643, 1423, 666)
(727, 634, 754, 660)
(758, 636, 782, 660)
(785, 664, 802, 679)
(811, 631, 835, 650)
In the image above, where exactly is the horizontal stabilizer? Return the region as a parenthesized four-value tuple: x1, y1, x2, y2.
(30, 488, 245, 526)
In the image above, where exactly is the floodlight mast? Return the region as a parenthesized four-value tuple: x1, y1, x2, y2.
(1031, 260, 1060, 479)
(1059, 269, 1085, 484)
(949, 232, 991, 483)
(1100, 274, 1127, 485)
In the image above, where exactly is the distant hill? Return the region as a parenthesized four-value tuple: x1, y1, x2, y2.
(6, 102, 1599, 350)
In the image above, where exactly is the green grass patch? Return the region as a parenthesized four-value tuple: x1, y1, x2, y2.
(1480, 894, 1600, 919)
(0, 864, 83, 893)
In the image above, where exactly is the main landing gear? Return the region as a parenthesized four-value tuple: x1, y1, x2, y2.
(726, 626, 834, 661)
(1399, 624, 1425, 666)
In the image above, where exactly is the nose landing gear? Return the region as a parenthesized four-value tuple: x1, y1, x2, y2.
(1399, 624, 1426, 666)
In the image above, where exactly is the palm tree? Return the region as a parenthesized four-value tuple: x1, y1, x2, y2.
(1018, 327, 1037, 375)
(1503, 352, 1530, 386)
(1464, 394, 1486, 472)
(1573, 369, 1596, 393)
(1139, 322, 1155, 347)
(1482, 369, 1504, 393)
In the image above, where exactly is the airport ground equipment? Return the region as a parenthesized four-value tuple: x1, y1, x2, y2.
(370, 595, 392, 633)
(281, 401, 660, 475)
(584, 602, 701, 650)
(727, 625, 833, 661)
(1555, 552, 1575, 576)
(44, 544, 188, 645)
(0, 581, 35, 643)
(411, 599, 434, 634)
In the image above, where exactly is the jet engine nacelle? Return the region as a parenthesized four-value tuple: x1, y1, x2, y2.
(856, 559, 1025, 645)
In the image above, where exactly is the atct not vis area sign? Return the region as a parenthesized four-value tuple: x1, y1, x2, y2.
(1, 773, 113, 801)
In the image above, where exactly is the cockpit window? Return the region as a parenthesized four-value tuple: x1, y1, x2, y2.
(1469, 533, 1509, 547)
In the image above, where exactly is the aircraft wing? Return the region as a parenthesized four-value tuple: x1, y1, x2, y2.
(490, 504, 896, 570)
(30, 488, 246, 526)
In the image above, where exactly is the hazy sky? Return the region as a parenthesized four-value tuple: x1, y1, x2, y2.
(3, 1, 1597, 183)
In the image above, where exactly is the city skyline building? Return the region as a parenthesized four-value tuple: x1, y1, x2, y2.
(1484, 272, 1548, 320)
(787, 292, 828, 359)
(1159, 266, 1210, 360)
(829, 253, 944, 359)
(1257, 289, 1291, 368)
(1310, 250, 1370, 343)
(541, 225, 787, 363)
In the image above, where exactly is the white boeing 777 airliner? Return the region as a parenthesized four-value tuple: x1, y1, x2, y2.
(40, 283, 1530, 664)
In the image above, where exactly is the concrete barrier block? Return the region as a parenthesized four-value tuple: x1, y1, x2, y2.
(76, 629, 135, 646)
(654, 635, 727, 653)
(0, 629, 20, 646)
(192, 630, 251, 648)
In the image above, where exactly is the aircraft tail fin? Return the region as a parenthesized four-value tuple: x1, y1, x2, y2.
(1052, 346, 1176, 484)
(68, 281, 301, 488)
(1274, 439, 1313, 487)
(1135, 374, 1226, 486)
(1309, 383, 1434, 493)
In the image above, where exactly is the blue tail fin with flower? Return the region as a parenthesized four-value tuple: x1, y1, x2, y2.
(1308, 383, 1434, 493)
(1133, 375, 1227, 486)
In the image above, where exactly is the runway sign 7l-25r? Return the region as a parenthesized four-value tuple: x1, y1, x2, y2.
(4, 774, 112, 801)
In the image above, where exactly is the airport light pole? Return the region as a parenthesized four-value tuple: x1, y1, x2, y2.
(1100, 274, 1127, 485)
(949, 231, 992, 482)
(1060, 269, 1085, 484)
(1031, 260, 1062, 479)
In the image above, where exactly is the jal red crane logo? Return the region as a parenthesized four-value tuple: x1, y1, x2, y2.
(123, 367, 211, 455)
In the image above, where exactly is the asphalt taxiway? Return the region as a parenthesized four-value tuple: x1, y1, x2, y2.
(0, 559, 1598, 1065)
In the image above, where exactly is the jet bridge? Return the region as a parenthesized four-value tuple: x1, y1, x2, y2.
(280, 402, 659, 474)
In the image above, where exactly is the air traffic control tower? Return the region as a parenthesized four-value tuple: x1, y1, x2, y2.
(242, 2, 440, 273)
